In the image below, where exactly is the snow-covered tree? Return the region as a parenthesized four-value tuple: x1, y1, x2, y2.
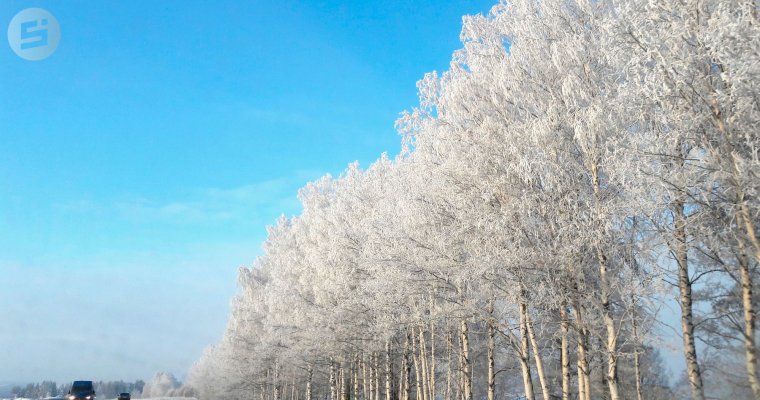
(186, 1, 759, 400)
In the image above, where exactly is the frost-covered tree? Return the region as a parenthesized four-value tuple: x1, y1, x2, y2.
(142, 372, 182, 398)
(186, 1, 758, 400)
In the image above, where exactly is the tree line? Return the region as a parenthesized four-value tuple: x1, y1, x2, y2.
(186, 1, 760, 399)
(10, 380, 145, 399)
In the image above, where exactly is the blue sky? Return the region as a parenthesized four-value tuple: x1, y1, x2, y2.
(0, 0, 497, 384)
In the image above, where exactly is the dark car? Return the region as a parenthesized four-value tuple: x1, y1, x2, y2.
(68, 381, 95, 400)
(118, 393, 130, 400)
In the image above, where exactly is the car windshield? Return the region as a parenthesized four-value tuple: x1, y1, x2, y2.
(71, 382, 92, 391)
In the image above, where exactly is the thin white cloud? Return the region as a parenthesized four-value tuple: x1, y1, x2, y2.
(58, 170, 322, 225)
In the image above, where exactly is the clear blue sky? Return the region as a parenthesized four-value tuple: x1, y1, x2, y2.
(0, 0, 497, 384)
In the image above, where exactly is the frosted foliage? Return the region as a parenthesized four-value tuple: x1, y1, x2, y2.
(143, 373, 182, 398)
(186, 1, 760, 400)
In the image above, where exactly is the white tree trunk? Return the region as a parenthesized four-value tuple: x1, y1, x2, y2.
(266, 369, 272, 400)
(419, 327, 429, 400)
(526, 312, 550, 400)
(370, 354, 376, 400)
(355, 355, 360, 400)
(340, 365, 347, 400)
(631, 298, 643, 400)
(403, 331, 412, 400)
(364, 355, 369, 400)
(518, 304, 535, 400)
(274, 363, 281, 400)
(446, 330, 452, 400)
(737, 239, 760, 398)
(330, 360, 337, 400)
(459, 319, 472, 400)
(413, 336, 423, 400)
(386, 339, 393, 400)
(573, 301, 590, 400)
(487, 311, 495, 400)
(306, 365, 313, 400)
(560, 306, 570, 400)
(429, 318, 436, 400)
(374, 353, 381, 400)
(597, 248, 620, 400)
(590, 161, 620, 400)
(673, 196, 706, 400)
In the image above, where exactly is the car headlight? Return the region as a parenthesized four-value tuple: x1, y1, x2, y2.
(86, 397, 92, 400)
(68, 396, 75, 400)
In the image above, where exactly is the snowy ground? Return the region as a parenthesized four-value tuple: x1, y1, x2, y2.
(1, 398, 197, 400)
